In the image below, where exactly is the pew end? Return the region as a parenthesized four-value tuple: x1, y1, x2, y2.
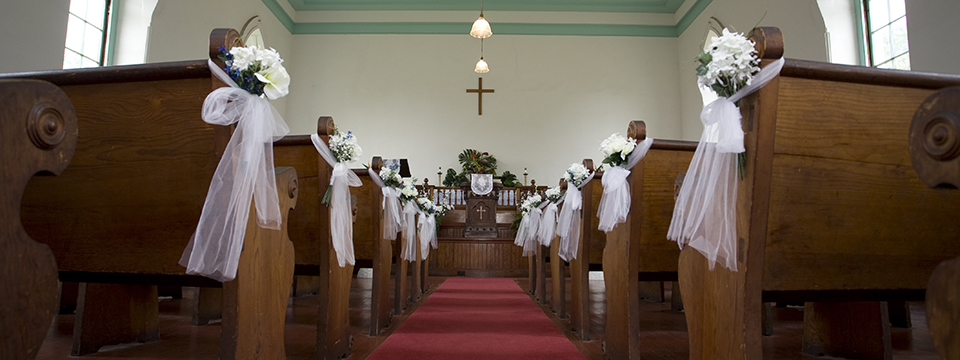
(679, 26, 960, 359)
(0, 79, 77, 360)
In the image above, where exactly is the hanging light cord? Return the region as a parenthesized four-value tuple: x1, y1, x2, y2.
(480, 38, 484, 59)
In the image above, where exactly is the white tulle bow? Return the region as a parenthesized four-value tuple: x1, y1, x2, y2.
(597, 138, 654, 233)
(381, 187, 402, 240)
(401, 201, 419, 261)
(537, 202, 559, 247)
(417, 212, 437, 260)
(517, 207, 542, 256)
(667, 58, 785, 272)
(311, 134, 363, 267)
(180, 60, 290, 282)
(556, 173, 594, 261)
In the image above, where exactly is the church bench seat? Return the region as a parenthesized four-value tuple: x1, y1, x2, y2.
(679, 26, 960, 359)
(596, 121, 697, 359)
(0, 79, 78, 360)
(2, 28, 299, 359)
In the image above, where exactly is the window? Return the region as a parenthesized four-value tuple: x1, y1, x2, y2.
(63, 0, 112, 69)
(862, 0, 909, 70)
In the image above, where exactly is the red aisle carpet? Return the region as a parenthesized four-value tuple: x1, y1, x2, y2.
(366, 277, 586, 360)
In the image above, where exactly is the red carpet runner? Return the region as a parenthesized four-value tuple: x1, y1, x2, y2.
(366, 277, 586, 360)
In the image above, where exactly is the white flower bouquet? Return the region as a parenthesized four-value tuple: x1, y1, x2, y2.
(544, 186, 563, 203)
(416, 197, 436, 214)
(379, 162, 403, 188)
(329, 129, 362, 163)
(563, 163, 591, 188)
(600, 133, 638, 168)
(519, 194, 543, 215)
(695, 28, 760, 98)
(400, 180, 419, 203)
(217, 45, 290, 100)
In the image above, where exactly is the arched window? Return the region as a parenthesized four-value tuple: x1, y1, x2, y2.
(63, 0, 112, 69)
(698, 19, 723, 106)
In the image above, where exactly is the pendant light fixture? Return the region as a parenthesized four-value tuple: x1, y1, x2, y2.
(470, 0, 492, 39)
(475, 38, 489, 73)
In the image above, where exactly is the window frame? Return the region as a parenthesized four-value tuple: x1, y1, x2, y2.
(859, 0, 910, 70)
(64, 0, 113, 69)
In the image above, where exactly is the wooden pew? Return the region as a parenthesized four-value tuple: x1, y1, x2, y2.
(599, 121, 696, 359)
(0, 79, 77, 360)
(352, 158, 393, 335)
(274, 122, 352, 360)
(567, 159, 601, 341)
(679, 27, 960, 359)
(5, 28, 299, 359)
(909, 86, 960, 360)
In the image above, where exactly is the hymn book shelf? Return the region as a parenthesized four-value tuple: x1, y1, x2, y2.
(2, 28, 299, 360)
(679, 27, 960, 360)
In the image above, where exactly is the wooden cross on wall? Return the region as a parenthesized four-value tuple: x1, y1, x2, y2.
(466, 77, 494, 115)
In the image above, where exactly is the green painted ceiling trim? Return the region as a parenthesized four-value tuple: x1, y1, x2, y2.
(293, 22, 678, 36)
(285, 0, 685, 13)
(261, 0, 711, 37)
(263, 0, 296, 33)
(675, 0, 712, 35)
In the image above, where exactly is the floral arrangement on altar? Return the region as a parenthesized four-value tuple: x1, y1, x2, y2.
(695, 28, 760, 99)
(544, 186, 563, 203)
(458, 149, 498, 175)
(379, 162, 403, 188)
(563, 163, 591, 188)
(599, 133, 638, 168)
(217, 45, 290, 99)
(329, 129, 362, 163)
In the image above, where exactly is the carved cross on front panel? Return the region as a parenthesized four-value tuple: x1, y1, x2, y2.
(476, 205, 487, 220)
(466, 77, 494, 115)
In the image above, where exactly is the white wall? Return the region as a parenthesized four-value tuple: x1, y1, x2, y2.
(0, 0, 70, 73)
(817, 0, 861, 65)
(283, 34, 681, 185)
(677, 0, 829, 140)
(906, 0, 960, 75)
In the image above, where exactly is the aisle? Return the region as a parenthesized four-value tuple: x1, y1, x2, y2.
(366, 277, 586, 360)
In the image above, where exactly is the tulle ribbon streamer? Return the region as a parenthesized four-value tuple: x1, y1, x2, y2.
(537, 201, 560, 247)
(180, 60, 290, 282)
(597, 138, 655, 233)
(401, 201, 419, 261)
(667, 58, 785, 272)
(516, 207, 542, 256)
(311, 134, 363, 268)
(417, 212, 437, 260)
(368, 168, 402, 241)
(556, 172, 595, 261)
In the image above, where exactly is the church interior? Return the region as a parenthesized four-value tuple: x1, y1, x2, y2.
(2, 0, 960, 359)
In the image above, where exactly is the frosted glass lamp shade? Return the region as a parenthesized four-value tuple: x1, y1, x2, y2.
(470, 16, 492, 38)
(474, 58, 489, 73)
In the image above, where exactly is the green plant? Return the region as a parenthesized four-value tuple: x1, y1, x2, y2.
(458, 149, 497, 175)
(499, 171, 520, 187)
(442, 168, 468, 187)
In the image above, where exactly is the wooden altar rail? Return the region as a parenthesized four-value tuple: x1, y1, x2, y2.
(1, 79, 78, 360)
(3, 28, 299, 359)
(680, 26, 960, 360)
(419, 184, 548, 208)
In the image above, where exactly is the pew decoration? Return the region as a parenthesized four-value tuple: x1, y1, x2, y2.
(180, 48, 291, 282)
(416, 196, 450, 260)
(597, 133, 654, 233)
(311, 129, 364, 267)
(514, 194, 543, 256)
(400, 181, 420, 261)
(376, 163, 403, 240)
(536, 186, 563, 247)
(557, 163, 594, 261)
(667, 28, 785, 271)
